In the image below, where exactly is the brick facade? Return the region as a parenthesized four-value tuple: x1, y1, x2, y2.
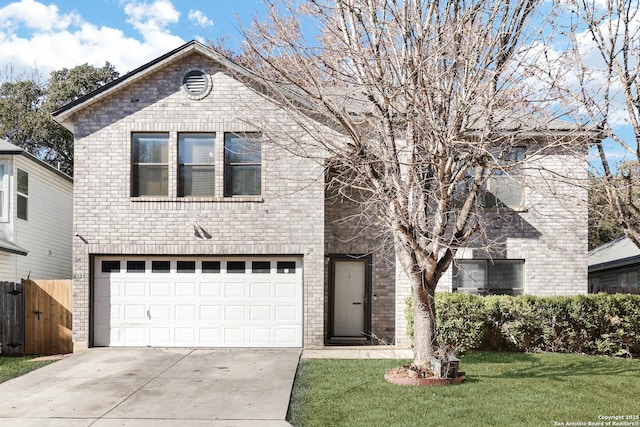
(68, 51, 326, 349)
(60, 42, 588, 351)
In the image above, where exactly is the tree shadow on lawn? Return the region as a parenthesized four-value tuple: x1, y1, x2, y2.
(464, 351, 640, 382)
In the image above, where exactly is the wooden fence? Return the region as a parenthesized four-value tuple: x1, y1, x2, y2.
(0, 279, 72, 356)
(0, 281, 24, 356)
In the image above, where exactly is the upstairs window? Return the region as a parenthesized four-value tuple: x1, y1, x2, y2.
(453, 259, 524, 296)
(224, 133, 261, 196)
(17, 168, 28, 220)
(485, 147, 525, 208)
(0, 164, 7, 222)
(132, 133, 169, 197)
(179, 133, 215, 197)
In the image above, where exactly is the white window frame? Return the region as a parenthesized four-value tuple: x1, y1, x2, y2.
(0, 162, 9, 222)
(16, 168, 28, 221)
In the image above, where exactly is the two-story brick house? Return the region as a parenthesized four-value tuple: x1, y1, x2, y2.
(53, 41, 588, 350)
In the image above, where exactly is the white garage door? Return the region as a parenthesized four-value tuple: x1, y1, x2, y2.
(93, 257, 303, 347)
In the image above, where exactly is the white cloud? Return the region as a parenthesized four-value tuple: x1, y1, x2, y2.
(0, 0, 185, 79)
(188, 9, 213, 28)
(123, 0, 180, 39)
(0, 0, 79, 33)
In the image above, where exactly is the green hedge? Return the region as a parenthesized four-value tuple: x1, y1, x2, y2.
(405, 293, 640, 357)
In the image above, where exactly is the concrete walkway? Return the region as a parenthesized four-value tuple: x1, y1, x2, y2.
(0, 348, 300, 427)
(302, 346, 413, 359)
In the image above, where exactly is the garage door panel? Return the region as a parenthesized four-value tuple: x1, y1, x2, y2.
(224, 282, 247, 297)
(123, 327, 146, 345)
(175, 305, 196, 320)
(149, 328, 171, 344)
(175, 328, 196, 343)
(275, 282, 297, 297)
(250, 282, 272, 297)
(93, 257, 303, 347)
(124, 304, 147, 320)
(200, 305, 222, 320)
(150, 304, 172, 320)
(199, 282, 221, 296)
(149, 282, 171, 297)
(275, 305, 298, 322)
(124, 281, 146, 297)
(250, 306, 272, 320)
(225, 306, 247, 320)
(175, 282, 196, 296)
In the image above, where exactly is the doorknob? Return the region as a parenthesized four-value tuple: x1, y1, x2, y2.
(352, 302, 362, 305)
(147, 309, 151, 319)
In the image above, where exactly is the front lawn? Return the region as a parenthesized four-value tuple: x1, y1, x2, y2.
(288, 352, 640, 427)
(0, 356, 54, 384)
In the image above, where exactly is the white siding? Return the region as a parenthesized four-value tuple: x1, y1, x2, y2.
(14, 156, 72, 281)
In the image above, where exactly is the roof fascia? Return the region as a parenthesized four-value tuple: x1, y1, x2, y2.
(0, 149, 73, 182)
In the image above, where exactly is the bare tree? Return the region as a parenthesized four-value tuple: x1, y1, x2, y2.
(567, 0, 640, 247)
(226, 0, 581, 374)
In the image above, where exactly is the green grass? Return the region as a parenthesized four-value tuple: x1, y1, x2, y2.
(287, 352, 640, 427)
(0, 356, 54, 384)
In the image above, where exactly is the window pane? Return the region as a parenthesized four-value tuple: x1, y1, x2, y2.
(179, 134, 215, 197)
(177, 261, 196, 273)
(453, 261, 486, 295)
(487, 261, 524, 295)
(252, 261, 270, 274)
(277, 261, 296, 274)
(152, 261, 171, 273)
(202, 261, 221, 273)
(17, 195, 27, 220)
(127, 261, 146, 273)
(494, 147, 525, 176)
(225, 133, 261, 164)
(224, 133, 261, 196)
(227, 261, 245, 273)
(179, 165, 215, 196)
(133, 165, 168, 196)
(102, 261, 121, 273)
(133, 134, 168, 163)
(618, 271, 639, 289)
(179, 134, 215, 163)
(224, 165, 261, 196)
(17, 169, 28, 195)
(486, 176, 524, 208)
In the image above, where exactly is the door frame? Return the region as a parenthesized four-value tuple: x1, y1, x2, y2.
(327, 254, 372, 344)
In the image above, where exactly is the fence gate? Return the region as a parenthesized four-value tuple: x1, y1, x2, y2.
(0, 281, 25, 356)
(24, 279, 73, 355)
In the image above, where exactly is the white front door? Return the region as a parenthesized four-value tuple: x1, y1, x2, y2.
(93, 257, 303, 347)
(332, 260, 366, 337)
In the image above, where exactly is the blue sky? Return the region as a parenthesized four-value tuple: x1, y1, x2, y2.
(0, 0, 267, 77)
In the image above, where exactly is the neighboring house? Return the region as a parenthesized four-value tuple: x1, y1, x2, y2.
(0, 139, 73, 282)
(53, 41, 588, 351)
(588, 236, 640, 294)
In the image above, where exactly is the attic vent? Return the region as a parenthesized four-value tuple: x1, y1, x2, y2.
(182, 69, 210, 98)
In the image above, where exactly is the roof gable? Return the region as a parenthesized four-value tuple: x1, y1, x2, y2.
(52, 40, 251, 131)
(0, 139, 72, 182)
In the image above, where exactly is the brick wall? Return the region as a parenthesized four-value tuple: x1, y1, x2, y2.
(70, 52, 326, 348)
(324, 180, 396, 344)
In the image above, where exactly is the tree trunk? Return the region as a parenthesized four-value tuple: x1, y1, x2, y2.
(411, 277, 437, 373)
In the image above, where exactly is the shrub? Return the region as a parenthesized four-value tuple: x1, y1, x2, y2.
(404, 293, 640, 357)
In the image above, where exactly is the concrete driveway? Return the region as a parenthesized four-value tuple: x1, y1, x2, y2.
(0, 348, 300, 426)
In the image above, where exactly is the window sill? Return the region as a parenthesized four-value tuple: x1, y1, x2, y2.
(130, 196, 264, 203)
(482, 206, 528, 213)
